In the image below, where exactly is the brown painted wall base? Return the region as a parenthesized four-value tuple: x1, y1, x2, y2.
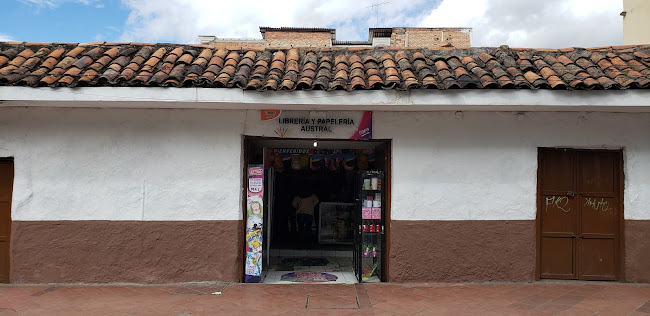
(625, 220, 650, 283)
(9, 219, 648, 284)
(11, 220, 243, 284)
(389, 220, 536, 282)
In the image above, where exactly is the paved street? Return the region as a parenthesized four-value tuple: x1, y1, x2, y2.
(0, 281, 648, 315)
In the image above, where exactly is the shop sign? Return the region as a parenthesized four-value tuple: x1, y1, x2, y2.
(259, 110, 372, 139)
(245, 164, 264, 283)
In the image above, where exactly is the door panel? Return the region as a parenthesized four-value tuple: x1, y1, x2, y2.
(540, 237, 575, 278)
(539, 149, 576, 278)
(538, 149, 621, 281)
(578, 152, 616, 193)
(541, 150, 575, 192)
(0, 160, 12, 283)
(0, 243, 8, 283)
(541, 194, 577, 235)
(0, 164, 11, 201)
(580, 196, 616, 236)
(0, 203, 10, 241)
(576, 151, 619, 279)
(579, 239, 616, 280)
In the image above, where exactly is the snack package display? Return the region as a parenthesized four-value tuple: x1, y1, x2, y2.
(371, 207, 381, 219)
(362, 207, 372, 219)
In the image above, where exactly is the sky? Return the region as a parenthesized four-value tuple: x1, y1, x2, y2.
(0, 0, 624, 48)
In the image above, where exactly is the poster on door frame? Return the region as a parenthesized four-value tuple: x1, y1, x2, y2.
(245, 164, 264, 283)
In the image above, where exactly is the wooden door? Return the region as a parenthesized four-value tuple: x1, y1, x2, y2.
(0, 159, 13, 283)
(577, 151, 619, 280)
(538, 149, 621, 281)
(539, 149, 578, 279)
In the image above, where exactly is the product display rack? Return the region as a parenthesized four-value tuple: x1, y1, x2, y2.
(354, 170, 385, 283)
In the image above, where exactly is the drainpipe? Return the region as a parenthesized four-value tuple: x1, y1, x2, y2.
(405, 33, 409, 47)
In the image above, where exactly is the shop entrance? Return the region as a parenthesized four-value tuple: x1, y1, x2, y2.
(243, 138, 390, 284)
(537, 148, 623, 281)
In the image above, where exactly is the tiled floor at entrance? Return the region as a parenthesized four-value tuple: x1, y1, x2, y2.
(263, 249, 355, 284)
(0, 281, 649, 315)
(263, 271, 357, 284)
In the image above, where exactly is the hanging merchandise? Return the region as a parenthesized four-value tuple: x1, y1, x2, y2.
(358, 152, 369, 170)
(291, 155, 301, 171)
(271, 151, 285, 171)
(263, 148, 375, 172)
(343, 152, 356, 171)
(310, 153, 323, 170)
(329, 152, 342, 171)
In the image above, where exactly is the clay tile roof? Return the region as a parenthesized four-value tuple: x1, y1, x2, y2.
(1, 42, 650, 90)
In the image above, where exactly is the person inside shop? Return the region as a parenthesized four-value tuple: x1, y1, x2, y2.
(291, 190, 319, 249)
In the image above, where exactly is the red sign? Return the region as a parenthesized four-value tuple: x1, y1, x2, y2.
(261, 110, 282, 121)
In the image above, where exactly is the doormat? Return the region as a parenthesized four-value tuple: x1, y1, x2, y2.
(280, 272, 338, 283)
(281, 257, 329, 266)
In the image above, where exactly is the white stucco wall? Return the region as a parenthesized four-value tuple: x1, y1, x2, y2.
(374, 111, 650, 221)
(1, 107, 648, 221)
(0, 107, 245, 221)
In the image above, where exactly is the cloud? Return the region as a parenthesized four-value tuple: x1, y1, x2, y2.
(117, 0, 623, 48)
(0, 33, 14, 41)
(19, 0, 100, 9)
(118, 0, 438, 43)
(419, 0, 623, 48)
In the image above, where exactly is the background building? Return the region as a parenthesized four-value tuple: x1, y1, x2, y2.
(622, 0, 650, 45)
(198, 26, 472, 49)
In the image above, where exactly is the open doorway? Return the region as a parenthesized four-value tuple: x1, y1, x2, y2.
(243, 137, 390, 284)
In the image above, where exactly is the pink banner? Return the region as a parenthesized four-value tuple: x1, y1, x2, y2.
(349, 111, 372, 139)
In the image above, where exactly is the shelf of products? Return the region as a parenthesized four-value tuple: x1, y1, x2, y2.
(357, 171, 384, 282)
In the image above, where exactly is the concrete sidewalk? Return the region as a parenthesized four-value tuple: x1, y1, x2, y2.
(0, 281, 648, 315)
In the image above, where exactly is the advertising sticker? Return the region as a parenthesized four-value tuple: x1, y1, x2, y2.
(245, 164, 264, 283)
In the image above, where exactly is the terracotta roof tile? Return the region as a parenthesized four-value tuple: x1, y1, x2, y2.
(81, 46, 104, 60)
(17, 48, 35, 59)
(1, 42, 649, 90)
